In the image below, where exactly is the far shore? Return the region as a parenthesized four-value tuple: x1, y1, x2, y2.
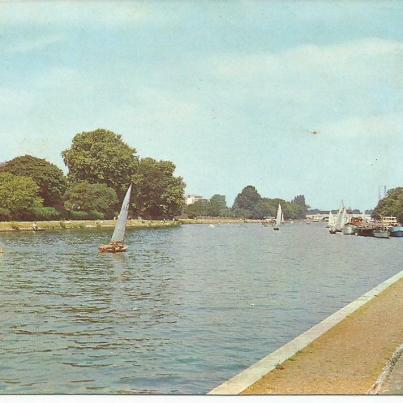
(0, 218, 268, 232)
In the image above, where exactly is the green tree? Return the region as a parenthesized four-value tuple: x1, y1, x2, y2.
(291, 194, 309, 218)
(0, 173, 43, 219)
(186, 199, 210, 218)
(132, 158, 185, 219)
(62, 129, 137, 198)
(373, 187, 403, 223)
(0, 155, 67, 207)
(64, 181, 118, 217)
(232, 185, 262, 218)
(208, 194, 227, 216)
(256, 197, 277, 218)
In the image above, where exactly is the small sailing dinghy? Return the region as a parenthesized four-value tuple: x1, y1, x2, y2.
(99, 184, 132, 253)
(273, 203, 282, 231)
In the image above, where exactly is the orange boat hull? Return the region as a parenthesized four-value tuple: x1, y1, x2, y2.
(99, 244, 128, 253)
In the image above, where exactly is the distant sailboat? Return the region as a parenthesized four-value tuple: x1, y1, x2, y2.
(327, 211, 335, 228)
(273, 204, 282, 231)
(99, 184, 132, 253)
(330, 202, 345, 234)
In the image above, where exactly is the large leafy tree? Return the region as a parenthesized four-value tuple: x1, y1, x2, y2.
(232, 185, 262, 218)
(64, 181, 118, 216)
(291, 194, 309, 218)
(208, 194, 227, 216)
(62, 129, 138, 198)
(186, 199, 210, 218)
(0, 173, 43, 218)
(0, 155, 67, 207)
(373, 187, 403, 223)
(132, 158, 185, 219)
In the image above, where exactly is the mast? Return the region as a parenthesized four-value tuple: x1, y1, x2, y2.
(111, 184, 132, 243)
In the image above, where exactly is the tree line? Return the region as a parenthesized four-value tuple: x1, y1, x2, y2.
(186, 185, 309, 220)
(373, 187, 403, 224)
(0, 129, 185, 221)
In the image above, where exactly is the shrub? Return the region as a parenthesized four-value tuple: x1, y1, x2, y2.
(88, 210, 104, 220)
(70, 211, 90, 220)
(0, 207, 11, 221)
(29, 207, 61, 221)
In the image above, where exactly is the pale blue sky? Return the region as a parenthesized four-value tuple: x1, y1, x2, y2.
(1, 1, 403, 209)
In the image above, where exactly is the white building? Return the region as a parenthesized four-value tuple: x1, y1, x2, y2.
(185, 195, 204, 205)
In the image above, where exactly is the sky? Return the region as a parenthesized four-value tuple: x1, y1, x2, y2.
(1, 0, 403, 210)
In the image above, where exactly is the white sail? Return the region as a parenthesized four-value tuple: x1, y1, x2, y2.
(335, 207, 343, 231)
(275, 204, 282, 227)
(281, 211, 284, 223)
(341, 208, 348, 226)
(111, 184, 132, 243)
(328, 211, 334, 227)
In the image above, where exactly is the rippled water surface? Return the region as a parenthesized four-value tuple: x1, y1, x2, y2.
(0, 223, 402, 394)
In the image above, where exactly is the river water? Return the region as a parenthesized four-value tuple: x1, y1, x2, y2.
(0, 223, 402, 394)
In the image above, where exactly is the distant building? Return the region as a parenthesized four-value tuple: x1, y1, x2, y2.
(185, 194, 204, 205)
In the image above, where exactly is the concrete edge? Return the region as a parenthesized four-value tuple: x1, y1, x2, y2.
(208, 269, 403, 395)
(368, 342, 403, 394)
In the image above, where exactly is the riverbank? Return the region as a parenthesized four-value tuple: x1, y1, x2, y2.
(0, 218, 266, 232)
(210, 272, 403, 395)
(178, 218, 265, 224)
(0, 219, 181, 232)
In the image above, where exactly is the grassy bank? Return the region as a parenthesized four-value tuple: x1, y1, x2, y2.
(0, 218, 266, 232)
(0, 219, 181, 232)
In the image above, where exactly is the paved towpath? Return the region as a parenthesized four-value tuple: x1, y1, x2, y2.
(242, 278, 403, 394)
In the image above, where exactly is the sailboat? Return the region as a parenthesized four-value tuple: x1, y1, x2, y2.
(99, 184, 132, 253)
(329, 202, 344, 234)
(273, 203, 282, 231)
(327, 211, 335, 228)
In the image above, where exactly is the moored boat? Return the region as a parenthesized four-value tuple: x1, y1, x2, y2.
(389, 226, 403, 237)
(342, 223, 357, 235)
(356, 227, 374, 237)
(373, 228, 390, 239)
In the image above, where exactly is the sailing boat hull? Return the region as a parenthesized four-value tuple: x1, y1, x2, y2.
(99, 243, 128, 253)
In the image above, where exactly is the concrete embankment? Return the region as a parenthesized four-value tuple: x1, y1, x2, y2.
(210, 271, 403, 395)
(0, 219, 181, 232)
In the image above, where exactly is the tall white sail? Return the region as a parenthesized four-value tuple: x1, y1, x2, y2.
(335, 207, 343, 231)
(111, 184, 132, 243)
(341, 208, 348, 226)
(276, 204, 282, 227)
(328, 211, 334, 227)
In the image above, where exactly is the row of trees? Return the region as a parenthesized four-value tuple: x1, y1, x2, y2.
(373, 187, 403, 223)
(185, 186, 309, 220)
(0, 129, 186, 221)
